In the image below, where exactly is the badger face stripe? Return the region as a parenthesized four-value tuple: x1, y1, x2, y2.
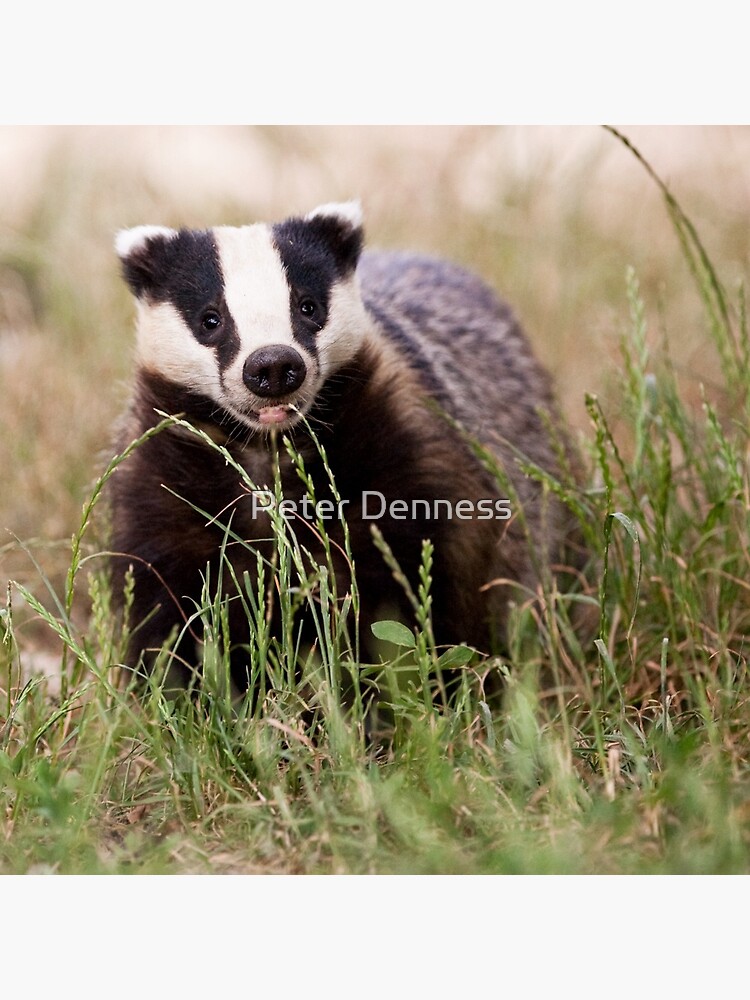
(272, 213, 363, 353)
(213, 225, 298, 355)
(163, 230, 242, 374)
(128, 228, 242, 376)
(211, 225, 321, 424)
(134, 298, 226, 402)
(273, 219, 338, 356)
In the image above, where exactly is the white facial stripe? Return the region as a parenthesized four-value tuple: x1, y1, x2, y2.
(214, 225, 321, 412)
(214, 226, 296, 354)
(135, 299, 221, 397)
(316, 276, 372, 377)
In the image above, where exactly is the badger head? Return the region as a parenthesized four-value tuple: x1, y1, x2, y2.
(116, 201, 368, 433)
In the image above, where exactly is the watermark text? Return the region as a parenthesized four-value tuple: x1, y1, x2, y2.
(250, 490, 511, 521)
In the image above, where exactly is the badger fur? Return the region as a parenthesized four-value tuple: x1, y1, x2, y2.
(110, 202, 581, 688)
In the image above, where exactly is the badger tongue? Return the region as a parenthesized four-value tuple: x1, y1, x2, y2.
(257, 405, 291, 426)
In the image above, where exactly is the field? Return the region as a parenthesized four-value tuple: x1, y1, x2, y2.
(1, 124, 750, 875)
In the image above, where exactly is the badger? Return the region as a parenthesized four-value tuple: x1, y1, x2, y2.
(110, 202, 581, 689)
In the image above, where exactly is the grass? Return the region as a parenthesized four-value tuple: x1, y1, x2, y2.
(2, 125, 750, 874)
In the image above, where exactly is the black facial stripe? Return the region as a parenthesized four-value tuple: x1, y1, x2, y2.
(273, 221, 331, 355)
(272, 216, 362, 356)
(146, 229, 241, 374)
(214, 313, 241, 374)
(288, 301, 320, 359)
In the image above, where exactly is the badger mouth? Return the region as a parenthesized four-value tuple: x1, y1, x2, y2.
(255, 403, 297, 428)
(224, 392, 313, 434)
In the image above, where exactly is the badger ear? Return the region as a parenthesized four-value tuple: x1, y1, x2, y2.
(115, 225, 178, 298)
(305, 201, 364, 273)
(306, 201, 363, 229)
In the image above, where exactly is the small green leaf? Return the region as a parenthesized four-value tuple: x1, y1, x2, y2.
(370, 620, 416, 648)
(437, 645, 474, 669)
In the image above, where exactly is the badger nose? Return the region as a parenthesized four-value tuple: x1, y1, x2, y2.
(243, 346, 307, 398)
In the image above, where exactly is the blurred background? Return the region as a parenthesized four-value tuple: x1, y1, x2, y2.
(1, 124, 749, 643)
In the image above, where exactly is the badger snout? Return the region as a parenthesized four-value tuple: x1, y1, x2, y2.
(243, 346, 307, 399)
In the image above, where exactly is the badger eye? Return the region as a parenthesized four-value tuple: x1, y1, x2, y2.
(201, 309, 222, 333)
(299, 298, 317, 318)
